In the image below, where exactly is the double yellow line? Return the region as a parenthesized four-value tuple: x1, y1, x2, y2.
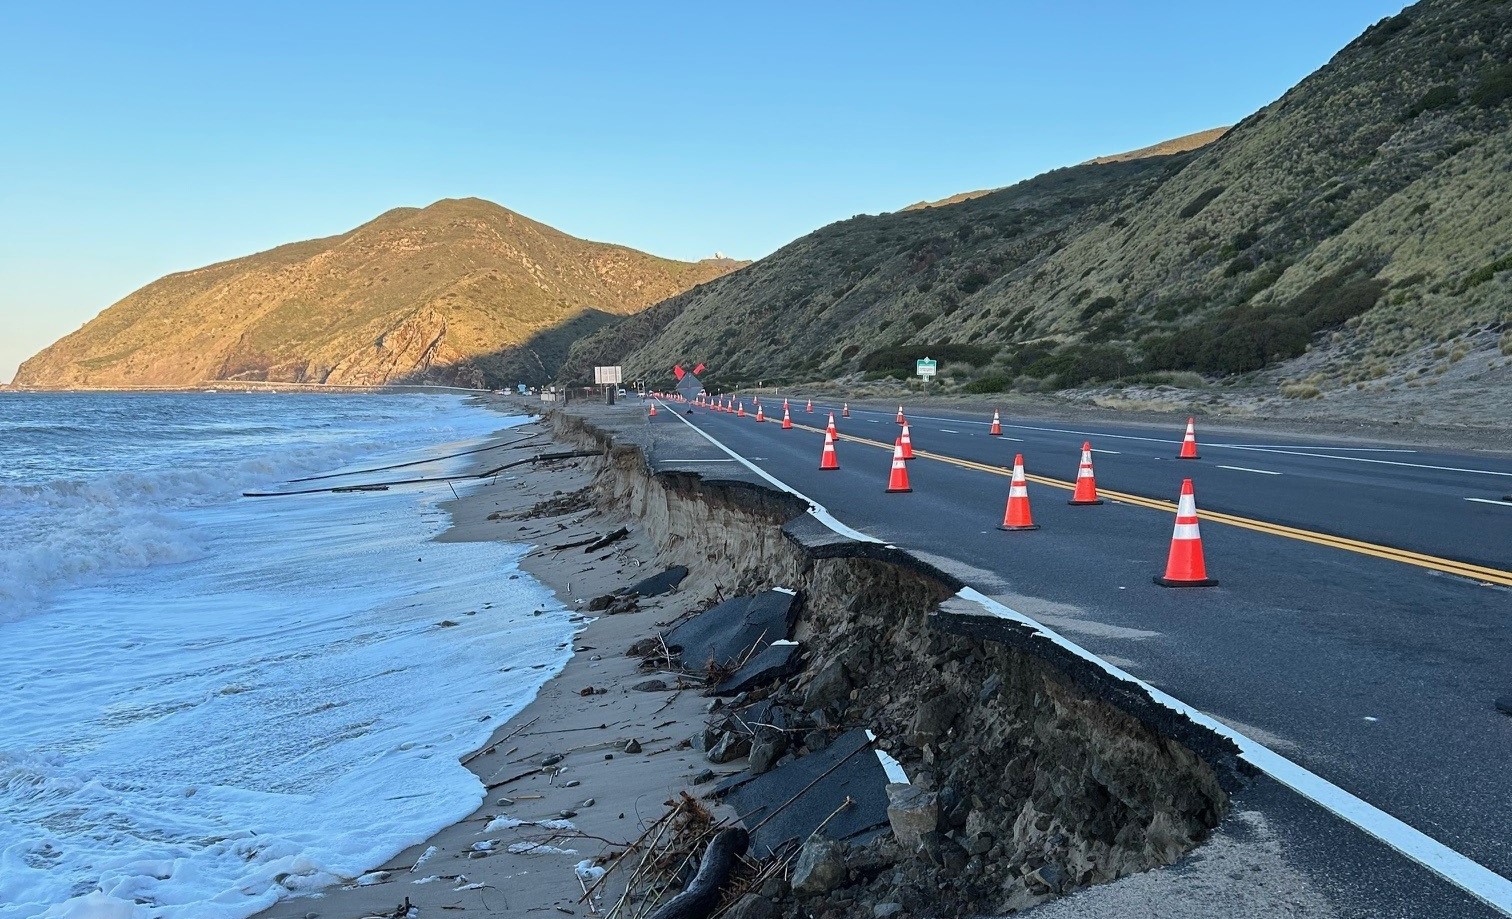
(787, 420, 1512, 588)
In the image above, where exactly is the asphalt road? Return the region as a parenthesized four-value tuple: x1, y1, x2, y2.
(647, 393, 1512, 906)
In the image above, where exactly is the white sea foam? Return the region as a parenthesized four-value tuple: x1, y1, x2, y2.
(0, 394, 576, 919)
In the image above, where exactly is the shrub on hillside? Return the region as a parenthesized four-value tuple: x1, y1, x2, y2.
(1178, 186, 1226, 219)
(1138, 265, 1385, 374)
(1406, 84, 1459, 118)
(957, 270, 991, 294)
(962, 375, 1011, 394)
(1457, 252, 1512, 292)
(1470, 63, 1512, 108)
(857, 342, 998, 377)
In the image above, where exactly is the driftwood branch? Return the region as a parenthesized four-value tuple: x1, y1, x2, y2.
(643, 828, 749, 919)
(584, 527, 631, 553)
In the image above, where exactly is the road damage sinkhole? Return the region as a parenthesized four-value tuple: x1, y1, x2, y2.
(556, 410, 1235, 916)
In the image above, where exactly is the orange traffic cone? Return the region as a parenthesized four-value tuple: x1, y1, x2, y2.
(989, 410, 1002, 436)
(1068, 441, 1103, 505)
(1178, 417, 1200, 459)
(806, 399, 814, 414)
(755, 404, 766, 422)
(899, 421, 915, 459)
(842, 403, 850, 418)
(998, 454, 1039, 531)
(819, 429, 840, 470)
(737, 402, 746, 418)
(782, 406, 793, 429)
(1154, 479, 1218, 587)
(885, 439, 912, 493)
(648, 403, 657, 417)
(897, 405, 905, 424)
(783, 398, 790, 414)
(826, 412, 838, 438)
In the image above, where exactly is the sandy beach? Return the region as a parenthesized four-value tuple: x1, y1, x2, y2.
(255, 410, 739, 919)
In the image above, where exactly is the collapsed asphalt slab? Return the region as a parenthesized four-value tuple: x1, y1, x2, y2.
(664, 588, 800, 671)
(717, 727, 892, 857)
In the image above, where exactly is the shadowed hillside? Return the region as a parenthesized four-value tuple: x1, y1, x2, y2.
(15, 198, 744, 389)
(564, 0, 1510, 406)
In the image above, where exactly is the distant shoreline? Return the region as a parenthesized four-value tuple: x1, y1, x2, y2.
(0, 382, 488, 395)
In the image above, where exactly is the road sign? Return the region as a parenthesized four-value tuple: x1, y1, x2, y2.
(594, 366, 623, 385)
(916, 358, 937, 379)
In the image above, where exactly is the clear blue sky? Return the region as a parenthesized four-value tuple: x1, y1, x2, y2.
(0, 0, 1408, 382)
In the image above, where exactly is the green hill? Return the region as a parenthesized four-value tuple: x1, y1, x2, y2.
(563, 0, 1510, 404)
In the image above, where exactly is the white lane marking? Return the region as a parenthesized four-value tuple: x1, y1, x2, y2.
(1465, 498, 1512, 508)
(774, 398, 1511, 476)
(940, 429, 961, 434)
(951, 589, 1512, 916)
(657, 458, 735, 463)
(1219, 444, 1419, 453)
(1217, 465, 1283, 476)
(1091, 449, 1121, 455)
(661, 399, 1512, 914)
(1218, 444, 1512, 478)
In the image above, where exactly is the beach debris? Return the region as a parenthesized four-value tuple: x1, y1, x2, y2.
(624, 565, 688, 598)
(575, 859, 607, 883)
(624, 738, 642, 754)
(436, 619, 458, 628)
(410, 845, 438, 872)
(356, 869, 392, 886)
(358, 896, 418, 918)
(632, 679, 669, 692)
(583, 527, 630, 553)
(642, 827, 750, 919)
(713, 642, 803, 697)
(791, 837, 848, 897)
(662, 590, 800, 676)
(507, 841, 580, 856)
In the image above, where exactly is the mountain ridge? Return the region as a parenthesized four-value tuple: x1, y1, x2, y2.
(15, 197, 744, 389)
(562, 0, 1511, 409)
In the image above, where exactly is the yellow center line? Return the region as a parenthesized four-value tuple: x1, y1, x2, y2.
(780, 420, 1512, 588)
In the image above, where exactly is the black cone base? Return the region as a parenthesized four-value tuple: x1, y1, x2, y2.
(1068, 499, 1105, 506)
(886, 486, 912, 493)
(1153, 576, 1219, 588)
(997, 524, 1040, 531)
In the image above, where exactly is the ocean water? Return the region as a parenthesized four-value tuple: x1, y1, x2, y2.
(0, 392, 576, 919)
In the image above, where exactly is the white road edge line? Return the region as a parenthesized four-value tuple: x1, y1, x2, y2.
(1465, 498, 1512, 508)
(1217, 465, 1283, 476)
(657, 399, 1512, 915)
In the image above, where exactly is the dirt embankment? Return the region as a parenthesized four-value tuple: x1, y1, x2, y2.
(550, 408, 1236, 916)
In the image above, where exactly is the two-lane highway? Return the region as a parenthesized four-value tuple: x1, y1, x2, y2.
(648, 393, 1512, 907)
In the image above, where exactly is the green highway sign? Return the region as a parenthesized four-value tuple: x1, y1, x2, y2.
(916, 358, 937, 378)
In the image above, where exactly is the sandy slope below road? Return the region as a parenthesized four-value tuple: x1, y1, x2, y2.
(256, 421, 734, 919)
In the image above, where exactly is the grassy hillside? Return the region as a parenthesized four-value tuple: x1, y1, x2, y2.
(566, 0, 1510, 402)
(15, 198, 743, 389)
